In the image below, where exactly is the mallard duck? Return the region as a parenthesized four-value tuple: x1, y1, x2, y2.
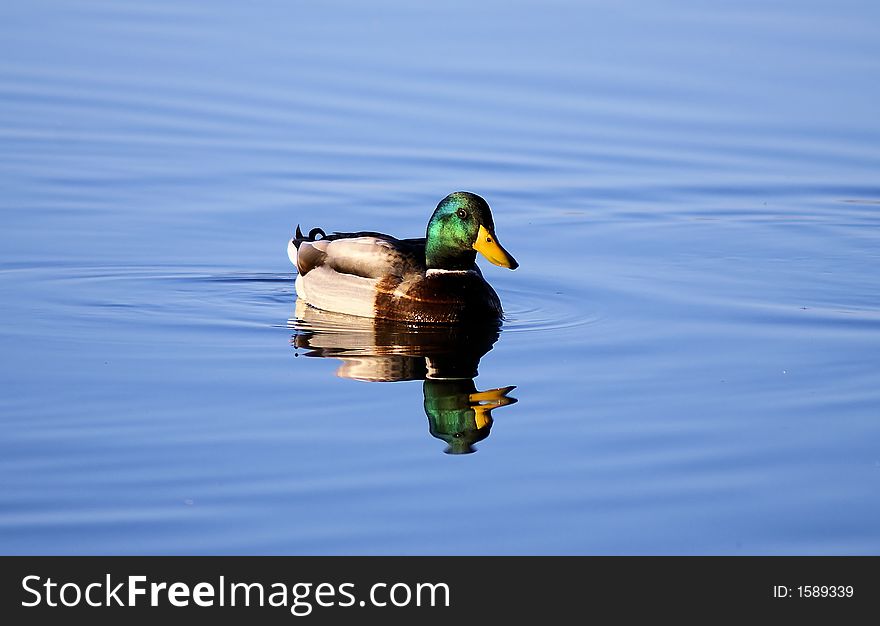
(287, 191, 518, 324)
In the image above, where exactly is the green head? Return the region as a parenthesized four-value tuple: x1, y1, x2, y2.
(425, 192, 519, 271)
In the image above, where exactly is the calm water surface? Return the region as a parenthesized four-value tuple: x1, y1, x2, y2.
(1, 1, 879, 554)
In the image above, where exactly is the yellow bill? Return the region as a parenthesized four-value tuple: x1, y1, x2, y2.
(469, 385, 518, 429)
(473, 225, 519, 269)
(469, 386, 517, 404)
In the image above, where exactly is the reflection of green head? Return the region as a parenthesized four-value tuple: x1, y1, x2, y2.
(423, 379, 516, 454)
(424, 380, 489, 455)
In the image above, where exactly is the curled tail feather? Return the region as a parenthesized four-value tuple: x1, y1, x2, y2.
(294, 225, 326, 249)
(293, 225, 330, 276)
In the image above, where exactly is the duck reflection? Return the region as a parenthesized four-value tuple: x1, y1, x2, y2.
(290, 300, 516, 454)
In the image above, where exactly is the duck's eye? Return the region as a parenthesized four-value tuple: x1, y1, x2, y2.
(456, 208, 468, 219)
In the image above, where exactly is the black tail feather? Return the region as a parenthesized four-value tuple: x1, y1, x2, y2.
(293, 225, 326, 249)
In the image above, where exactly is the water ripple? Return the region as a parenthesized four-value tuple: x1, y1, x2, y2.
(501, 285, 602, 334)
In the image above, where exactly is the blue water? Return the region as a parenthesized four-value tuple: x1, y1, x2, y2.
(1, 0, 879, 554)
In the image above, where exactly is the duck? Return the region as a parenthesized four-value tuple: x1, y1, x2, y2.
(287, 191, 518, 324)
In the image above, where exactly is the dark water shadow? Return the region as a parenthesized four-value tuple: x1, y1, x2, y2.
(289, 301, 517, 454)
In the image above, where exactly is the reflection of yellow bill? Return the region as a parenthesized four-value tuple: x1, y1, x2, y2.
(469, 385, 518, 429)
(473, 225, 519, 269)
